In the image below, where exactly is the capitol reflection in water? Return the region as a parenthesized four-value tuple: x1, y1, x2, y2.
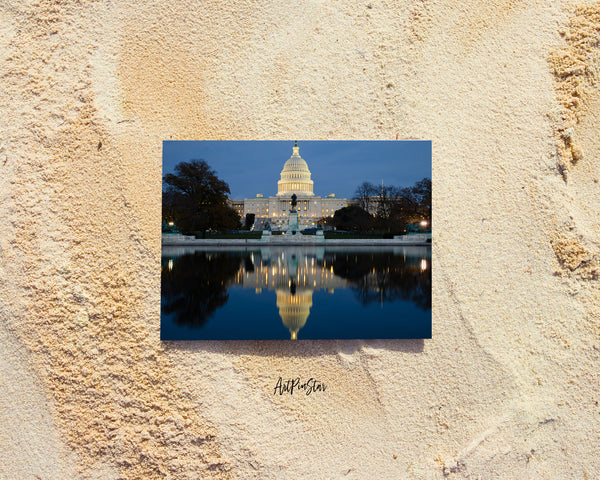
(161, 246, 431, 340)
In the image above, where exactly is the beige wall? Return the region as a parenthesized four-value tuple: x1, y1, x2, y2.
(1, 1, 600, 480)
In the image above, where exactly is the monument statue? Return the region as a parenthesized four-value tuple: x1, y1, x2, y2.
(291, 193, 297, 211)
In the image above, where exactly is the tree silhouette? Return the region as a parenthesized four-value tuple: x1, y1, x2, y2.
(354, 182, 378, 214)
(163, 160, 240, 236)
(330, 251, 431, 310)
(352, 178, 432, 233)
(331, 205, 374, 231)
(161, 252, 242, 327)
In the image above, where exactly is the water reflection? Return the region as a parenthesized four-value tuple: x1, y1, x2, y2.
(161, 251, 240, 327)
(330, 250, 431, 311)
(161, 246, 431, 340)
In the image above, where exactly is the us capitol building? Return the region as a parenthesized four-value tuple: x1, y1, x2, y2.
(230, 141, 348, 230)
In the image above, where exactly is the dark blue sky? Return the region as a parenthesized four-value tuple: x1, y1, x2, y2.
(162, 141, 431, 199)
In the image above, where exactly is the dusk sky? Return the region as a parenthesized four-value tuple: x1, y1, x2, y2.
(162, 141, 431, 200)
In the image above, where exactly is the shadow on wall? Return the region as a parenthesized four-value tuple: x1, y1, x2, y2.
(163, 338, 425, 357)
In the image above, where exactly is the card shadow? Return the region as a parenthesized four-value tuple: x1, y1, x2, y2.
(163, 338, 425, 358)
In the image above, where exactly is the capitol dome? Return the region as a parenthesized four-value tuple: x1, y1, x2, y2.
(276, 141, 315, 197)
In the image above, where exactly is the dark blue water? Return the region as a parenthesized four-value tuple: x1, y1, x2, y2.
(161, 246, 431, 340)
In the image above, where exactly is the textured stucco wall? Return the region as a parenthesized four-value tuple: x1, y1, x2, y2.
(1, 1, 599, 479)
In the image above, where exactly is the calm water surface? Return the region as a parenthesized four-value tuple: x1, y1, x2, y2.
(161, 246, 431, 340)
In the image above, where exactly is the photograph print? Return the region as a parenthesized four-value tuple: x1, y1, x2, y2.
(161, 140, 431, 340)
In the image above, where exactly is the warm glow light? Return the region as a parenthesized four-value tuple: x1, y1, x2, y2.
(168, 259, 173, 271)
(168, 221, 174, 226)
(421, 259, 428, 271)
(420, 220, 428, 226)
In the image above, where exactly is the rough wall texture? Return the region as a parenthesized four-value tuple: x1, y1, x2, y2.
(1, 0, 599, 479)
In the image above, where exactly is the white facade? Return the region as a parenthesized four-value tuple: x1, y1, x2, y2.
(233, 142, 348, 230)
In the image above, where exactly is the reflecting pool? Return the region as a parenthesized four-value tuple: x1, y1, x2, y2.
(161, 246, 431, 340)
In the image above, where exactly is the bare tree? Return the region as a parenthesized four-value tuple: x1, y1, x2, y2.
(353, 182, 378, 213)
